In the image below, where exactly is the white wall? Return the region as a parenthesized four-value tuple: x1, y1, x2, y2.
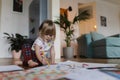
(0, 0, 32, 58)
(49, 0, 60, 59)
(1, 0, 32, 35)
(96, 1, 120, 36)
(0, 0, 61, 59)
(0, 0, 1, 30)
(60, 0, 97, 21)
(60, 0, 120, 37)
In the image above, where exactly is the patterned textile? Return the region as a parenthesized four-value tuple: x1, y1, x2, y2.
(0, 65, 67, 80)
(22, 44, 33, 61)
(21, 43, 43, 66)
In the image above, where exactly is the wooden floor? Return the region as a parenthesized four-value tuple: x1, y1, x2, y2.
(60, 58, 120, 64)
(0, 58, 13, 66)
(1, 58, 120, 66)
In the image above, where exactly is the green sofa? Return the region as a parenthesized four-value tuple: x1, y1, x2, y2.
(77, 32, 120, 58)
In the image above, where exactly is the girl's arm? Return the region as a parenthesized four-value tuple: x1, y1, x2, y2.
(34, 44, 47, 65)
(50, 46, 55, 64)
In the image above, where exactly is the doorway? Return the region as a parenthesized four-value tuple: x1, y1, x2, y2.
(78, 2, 97, 35)
(29, 0, 48, 40)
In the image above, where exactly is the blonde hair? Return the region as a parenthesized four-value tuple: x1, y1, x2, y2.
(39, 20, 56, 40)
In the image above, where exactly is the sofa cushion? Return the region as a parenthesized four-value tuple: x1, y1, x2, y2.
(93, 46, 120, 58)
(91, 32, 105, 41)
(92, 37, 120, 47)
(85, 33, 93, 58)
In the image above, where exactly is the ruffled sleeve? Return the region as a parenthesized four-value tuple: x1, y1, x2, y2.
(31, 38, 43, 50)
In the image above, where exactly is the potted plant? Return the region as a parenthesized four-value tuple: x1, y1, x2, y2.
(4, 32, 27, 59)
(54, 9, 90, 59)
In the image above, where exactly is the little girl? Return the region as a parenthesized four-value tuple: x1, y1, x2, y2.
(21, 20, 56, 67)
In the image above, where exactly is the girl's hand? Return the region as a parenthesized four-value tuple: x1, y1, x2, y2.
(51, 62, 56, 65)
(51, 60, 56, 65)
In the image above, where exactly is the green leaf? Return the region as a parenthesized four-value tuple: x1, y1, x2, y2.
(54, 9, 90, 47)
(3, 32, 27, 52)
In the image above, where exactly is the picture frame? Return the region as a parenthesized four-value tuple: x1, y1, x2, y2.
(100, 16, 107, 27)
(13, 0, 23, 12)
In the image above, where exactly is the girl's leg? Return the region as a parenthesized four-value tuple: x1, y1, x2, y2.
(21, 44, 37, 66)
(28, 60, 38, 67)
(31, 50, 43, 67)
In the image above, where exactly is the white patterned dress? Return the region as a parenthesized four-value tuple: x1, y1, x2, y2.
(32, 37, 54, 58)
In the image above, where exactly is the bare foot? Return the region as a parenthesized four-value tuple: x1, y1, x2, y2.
(28, 60, 38, 67)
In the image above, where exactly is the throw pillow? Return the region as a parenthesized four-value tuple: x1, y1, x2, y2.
(91, 32, 105, 41)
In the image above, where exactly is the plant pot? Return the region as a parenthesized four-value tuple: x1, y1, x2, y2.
(12, 50, 22, 59)
(63, 47, 74, 59)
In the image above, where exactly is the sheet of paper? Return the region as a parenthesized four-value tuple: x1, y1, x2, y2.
(0, 65, 24, 72)
(64, 69, 118, 80)
(59, 60, 118, 68)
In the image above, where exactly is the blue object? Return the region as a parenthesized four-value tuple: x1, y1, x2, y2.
(77, 32, 120, 58)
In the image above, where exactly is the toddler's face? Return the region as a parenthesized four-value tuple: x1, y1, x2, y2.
(44, 34, 53, 42)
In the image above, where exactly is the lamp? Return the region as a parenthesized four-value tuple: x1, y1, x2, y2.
(94, 25, 97, 31)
